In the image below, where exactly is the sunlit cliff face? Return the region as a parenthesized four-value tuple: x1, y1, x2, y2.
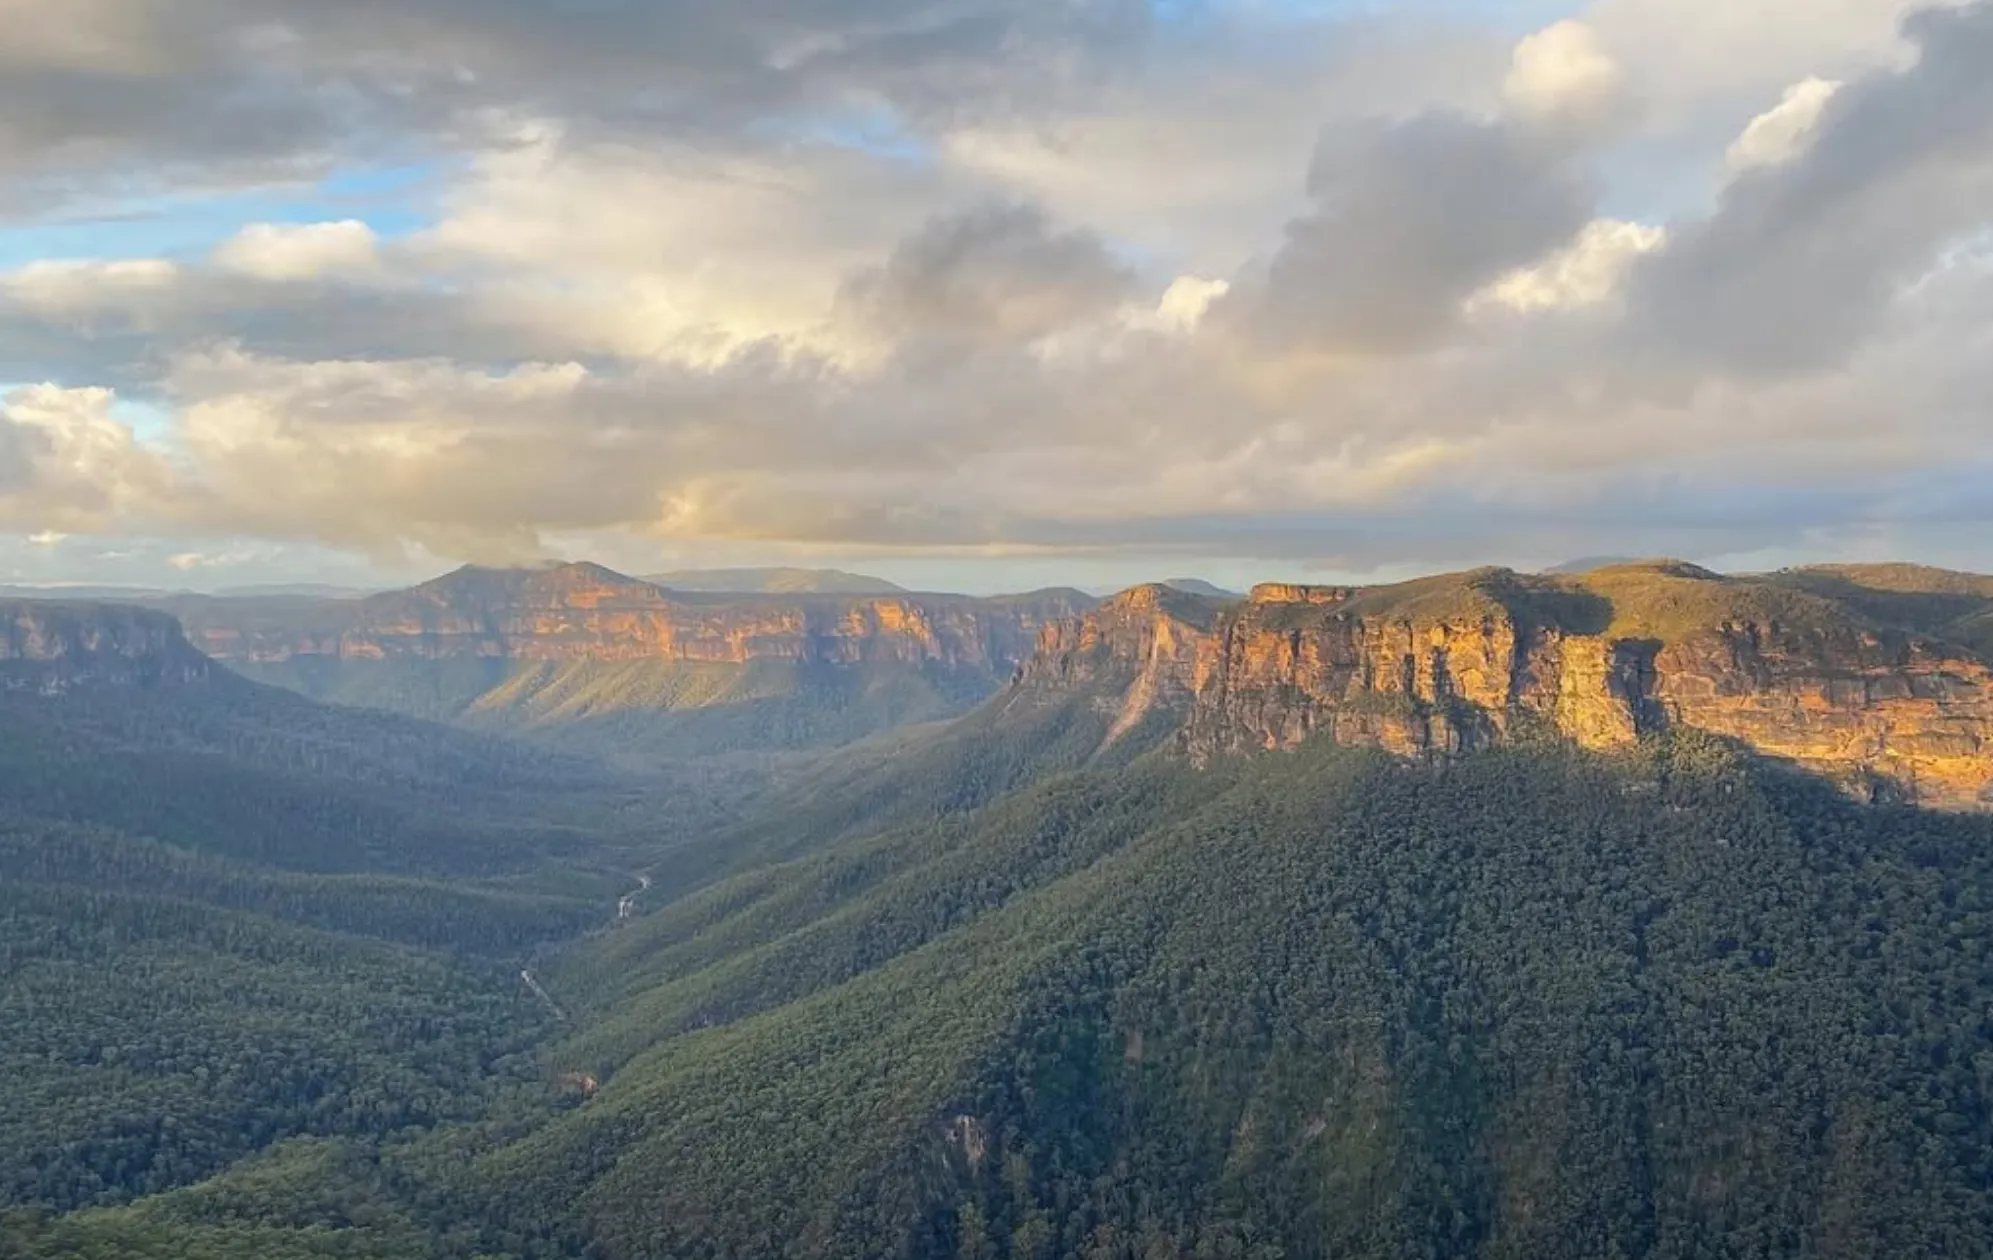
(1019, 566, 1993, 809)
(173, 564, 1085, 670)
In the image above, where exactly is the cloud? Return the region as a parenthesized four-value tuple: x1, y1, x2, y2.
(840, 201, 1137, 348)
(2, 0, 1993, 585)
(0, 404, 49, 495)
(0, 384, 176, 532)
(1628, 1, 1993, 375)
(1725, 77, 1843, 173)
(1575, 0, 1961, 127)
(0, 0, 1151, 213)
(1221, 111, 1596, 354)
(1151, 277, 1230, 332)
(934, 15, 1514, 275)
(212, 220, 381, 280)
(1470, 219, 1666, 315)
(1504, 20, 1628, 138)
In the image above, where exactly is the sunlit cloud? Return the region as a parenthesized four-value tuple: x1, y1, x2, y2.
(1, 0, 1991, 587)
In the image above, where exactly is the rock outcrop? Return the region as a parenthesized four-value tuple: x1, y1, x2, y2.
(1017, 563, 1993, 809)
(0, 603, 214, 693)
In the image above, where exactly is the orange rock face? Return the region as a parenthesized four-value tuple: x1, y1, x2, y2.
(179, 563, 1086, 679)
(1018, 569, 1993, 809)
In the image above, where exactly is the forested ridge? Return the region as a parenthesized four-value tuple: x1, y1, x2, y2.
(11, 630, 1993, 1258)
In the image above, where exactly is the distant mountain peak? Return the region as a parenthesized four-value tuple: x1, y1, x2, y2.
(400, 561, 664, 608)
(1160, 578, 1242, 599)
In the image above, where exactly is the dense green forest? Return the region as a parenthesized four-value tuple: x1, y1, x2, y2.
(442, 734, 1993, 1260)
(13, 640, 1993, 1258)
(0, 668, 644, 1249)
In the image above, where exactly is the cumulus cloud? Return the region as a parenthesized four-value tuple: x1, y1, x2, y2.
(213, 221, 382, 280)
(1222, 111, 1595, 354)
(3, 0, 1993, 582)
(1470, 219, 1666, 315)
(1574, 0, 1960, 128)
(1629, 1, 1993, 374)
(1725, 77, 1844, 173)
(1504, 20, 1628, 137)
(0, 385, 176, 532)
(840, 202, 1137, 348)
(1151, 277, 1231, 332)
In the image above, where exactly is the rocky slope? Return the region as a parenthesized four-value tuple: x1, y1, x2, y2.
(0, 603, 214, 693)
(1016, 561, 1993, 808)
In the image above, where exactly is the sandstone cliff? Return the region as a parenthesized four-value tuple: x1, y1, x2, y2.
(1017, 562, 1993, 809)
(173, 563, 1084, 674)
(156, 564, 1094, 751)
(0, 603, 214, 693)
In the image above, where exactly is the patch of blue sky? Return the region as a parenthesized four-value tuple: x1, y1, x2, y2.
(0, 381, 176, 439)
(110, 396, 177, 443)
(0, 160, 453, 270)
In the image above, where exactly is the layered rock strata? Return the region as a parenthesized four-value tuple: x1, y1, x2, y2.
(1018, 565, 1993, 808)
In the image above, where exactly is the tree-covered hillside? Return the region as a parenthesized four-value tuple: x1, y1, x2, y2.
(14, 599, 1993, 1259)
(0, 668, 652, 1243)
(18, 716, 1993, 1258)
(441, 734, 1993, 1260)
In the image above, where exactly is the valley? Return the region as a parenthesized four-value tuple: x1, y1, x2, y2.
(14, 0, 1988, 1252)
(9, 558, 1993, 1258)
(148, 563, 1092, 760)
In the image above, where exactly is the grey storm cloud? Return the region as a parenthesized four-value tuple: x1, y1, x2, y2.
(1628, 0, 1993, 375)
(840, 201, 1138, 345)
(1221, 110, 1595, 354)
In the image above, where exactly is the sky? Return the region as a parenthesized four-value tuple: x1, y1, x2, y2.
(2, 0, 1992, 595)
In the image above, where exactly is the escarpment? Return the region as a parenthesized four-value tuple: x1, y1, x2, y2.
(1017, 562, 1993, 809)
(175, 563, 1082, 671)
(0, 603, 214, 693)
(159, 563, 1095, 747)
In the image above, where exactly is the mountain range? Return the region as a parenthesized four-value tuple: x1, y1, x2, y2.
(140, 563, 1092, 759)
(10, 557, 1993, 1257)
(12, 557, 1993, 802)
